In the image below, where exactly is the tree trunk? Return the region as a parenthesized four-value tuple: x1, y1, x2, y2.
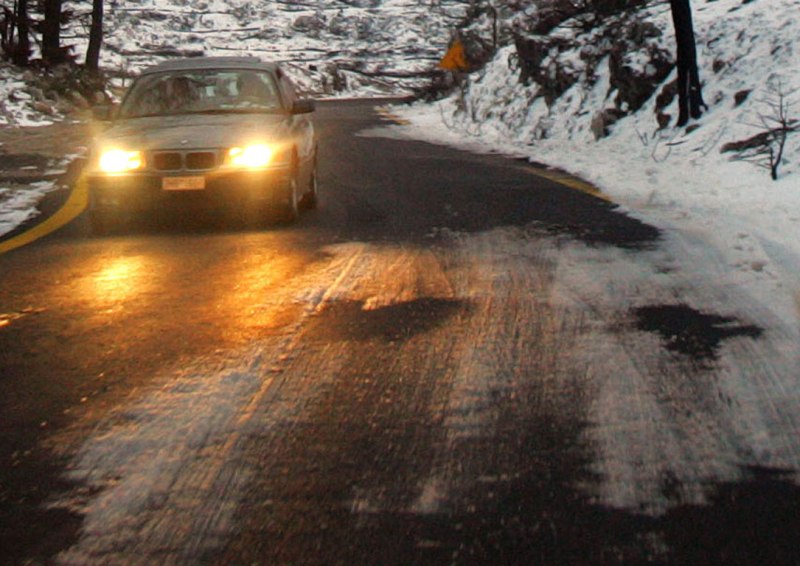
(42, 0, 63, 65)
(669, 0, 705, 126)
(12, 0, 30, 66)
(85, 0, 104, 72)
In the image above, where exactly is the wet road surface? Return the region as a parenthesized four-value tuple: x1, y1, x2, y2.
(1, 100, 799, 564)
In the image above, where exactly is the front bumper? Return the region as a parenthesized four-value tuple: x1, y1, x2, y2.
(88, 166, 292, 213)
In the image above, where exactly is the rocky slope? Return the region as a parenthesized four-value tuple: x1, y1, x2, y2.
(70, 0, 470, 95)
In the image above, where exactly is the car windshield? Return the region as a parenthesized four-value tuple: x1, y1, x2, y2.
(117, 69, 282, 119)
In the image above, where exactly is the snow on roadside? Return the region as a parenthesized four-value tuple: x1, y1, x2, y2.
(0, 64, 60, 127)
(388, 0, 800, 329)
(0, 63, 66, 238)
(47, 242, 371, 563)
(367, 0, 800, 516)
(0, 181, 59, 237)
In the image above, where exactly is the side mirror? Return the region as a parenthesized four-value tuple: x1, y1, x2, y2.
(291, 99, 316, 114)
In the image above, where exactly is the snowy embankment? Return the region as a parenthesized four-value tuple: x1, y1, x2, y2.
(372, 0, 800, 515)
(389, 0, 800, 327)
(0, 65, 62, 236)
(0, 179, 60, 237)
(76, 0, 467, 95)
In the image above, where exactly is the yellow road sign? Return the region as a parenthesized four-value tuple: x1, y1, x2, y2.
(439, 39, 468, 71)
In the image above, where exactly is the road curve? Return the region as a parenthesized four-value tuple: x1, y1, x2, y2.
(1, 100, 798, 565)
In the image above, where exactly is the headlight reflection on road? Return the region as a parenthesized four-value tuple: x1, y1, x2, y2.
(215, 240, 300, 335)
(91, 255, 148, 308)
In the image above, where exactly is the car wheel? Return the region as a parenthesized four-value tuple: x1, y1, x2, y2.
(300, 156, 319, 211)
(275, 168, 300, 224)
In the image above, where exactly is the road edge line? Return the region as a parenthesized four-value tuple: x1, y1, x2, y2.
(0, 175, 88, 256)
(377, 104, 610, 203)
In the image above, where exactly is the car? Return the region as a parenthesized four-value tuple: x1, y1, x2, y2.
(86, 56, 318, 232)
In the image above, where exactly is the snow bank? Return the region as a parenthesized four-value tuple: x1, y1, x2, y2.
(392, 0, 800, 326)
(0, 64, 60, 127)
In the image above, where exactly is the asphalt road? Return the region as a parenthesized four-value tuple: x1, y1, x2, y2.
(1, 100, 798, 565)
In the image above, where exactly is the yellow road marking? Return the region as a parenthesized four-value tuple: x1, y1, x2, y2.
(375, 107, 411, 125)
(376, 105, 606, 201)
(0, 175, 88, 256)
(518, 163, 610, 202)
(374, 104, 606, 200)
(0, 141, 606, 257)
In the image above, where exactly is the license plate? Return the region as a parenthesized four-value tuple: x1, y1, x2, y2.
(162, 176, 206, 191)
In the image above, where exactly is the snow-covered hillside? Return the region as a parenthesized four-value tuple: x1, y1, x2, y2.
(1, 0, 467, 126)
(76, 0, 469, 96)
(386, 0, 799, 328)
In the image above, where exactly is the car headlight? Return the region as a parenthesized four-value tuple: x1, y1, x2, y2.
(228, 144, 273, 168)
(99, 149, 143, 173)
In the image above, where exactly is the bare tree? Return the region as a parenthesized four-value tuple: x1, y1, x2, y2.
(10, 0, 31, 65)
(41, 0, 63, 64)
(85, 0, 103, 72)
(722, 83, 797, 181)
(1, 6, 14, 58)
(669, 0, 705, 126)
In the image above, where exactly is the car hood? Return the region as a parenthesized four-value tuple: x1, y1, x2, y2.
(95, 112, 290, 151)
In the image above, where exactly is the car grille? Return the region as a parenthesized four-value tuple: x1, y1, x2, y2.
(186, 152, 217, 170)
(152, 151, 218, 172)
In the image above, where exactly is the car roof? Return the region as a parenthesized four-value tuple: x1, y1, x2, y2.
(139, 57, 281, 75)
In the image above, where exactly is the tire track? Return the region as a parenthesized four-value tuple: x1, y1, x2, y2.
(550, 226, 800, 514)
(49, 243, 370, 564)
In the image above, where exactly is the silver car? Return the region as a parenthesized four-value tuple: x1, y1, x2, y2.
(87, 57, 318, 232)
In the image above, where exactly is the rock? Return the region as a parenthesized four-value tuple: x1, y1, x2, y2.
(591, 108, 626, 140)
(32, 101, 56, 115)
(8, 90, 30, 102)
(655, 79, 678, 112)
(336, 0, 380, 7)
(734, 89, 751, 107)
(609, 43, 672, 114)
(55, 96, 74, 114)
(321, 64, 348, 93)
(91, 91, 109, 106)
(29, 87, 47, 102)
(513, 34, 552, 85)
(328, 14, 352, 37)
(513, 34, 578, 103)
(590, 112, 606, 141)
(459, 30, 494, 72)
(331, 67, 348, 92)
(61, 91, 91, 111)
(293, 14, 326, 35)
